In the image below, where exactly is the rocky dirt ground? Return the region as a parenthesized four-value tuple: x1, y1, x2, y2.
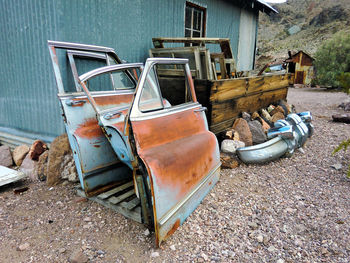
(1, 88, 350, 263)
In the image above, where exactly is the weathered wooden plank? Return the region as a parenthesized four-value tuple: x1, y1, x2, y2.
(246, 74, 291, 94)
(97, 181, 133, 200)
(77, 188, 142, 223)
(121, 197, 141, 210)
(211, 88, 288, 125)
(209, 73, 292, 103)
(210, 79, 247, 102)
(0, 166, 26, 187)
(108, 189, 135, 205)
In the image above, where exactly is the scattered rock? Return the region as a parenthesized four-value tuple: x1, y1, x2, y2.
(170, 245, 176, 251)
(331, 163, 342, 170)
(271, 112, 285, 123)
(332, 113, 350, 124)
(47, 134, 72, 186)
(279, 100, 292, 114)
(268, 245, 276, 252)
(276, 259, 284, 263)
(259, 117, 271, 133)
(69, 249, 88, 263)
(252, 111, 260, 120)
(261, 109, 272, 122)
(201, 252, 208, 261)
(256, 234, 264, 243)
(241, 112, 251, 121)
(17, 242, 30, 251)
(59, 248, 67, 254)
(248, 120, 267, 144)
(220, 153, 240, 169)
(248, 221, 259, 230)
(267, 105, 275, 113)
(232, 118, 253, 146)
(19, 154, 37, 180)
(34, 151, 49, 181)
(270, 106, 285, 116)
(151, 251, 160, 258)
(144, 229, 150, 236)
(61, 153, 78, 183)
(28, 140, 48, 160)
(13, 145, 30, 166)
(288, 25, 301, 35)
(0, 145, 13, 167)
(221, 139, 245, 154)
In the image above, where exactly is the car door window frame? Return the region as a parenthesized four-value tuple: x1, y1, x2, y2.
(131, 58, 199, 120)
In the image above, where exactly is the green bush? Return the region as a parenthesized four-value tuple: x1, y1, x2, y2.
(314, 31, 350, 90)
(333, 139, 350, 178)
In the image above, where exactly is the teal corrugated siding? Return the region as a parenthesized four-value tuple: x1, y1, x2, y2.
(0, 0, 255, 138)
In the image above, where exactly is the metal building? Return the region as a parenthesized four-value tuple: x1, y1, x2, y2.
(0, 0, 275, 145)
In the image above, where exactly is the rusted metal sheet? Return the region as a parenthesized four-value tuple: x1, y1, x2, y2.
(0, 166, 26, 187)
(129, 58, 221, 246)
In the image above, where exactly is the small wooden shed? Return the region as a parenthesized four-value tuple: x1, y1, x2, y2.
(286, 51, 314, 85)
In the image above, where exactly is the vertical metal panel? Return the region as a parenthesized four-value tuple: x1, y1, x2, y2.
(237, 8, 258, 71)
(0, 0, 256, 139)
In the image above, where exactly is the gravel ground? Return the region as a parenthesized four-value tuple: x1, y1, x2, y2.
(1, 87, 350, 263)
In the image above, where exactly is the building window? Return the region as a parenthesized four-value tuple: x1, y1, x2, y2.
(185, 2, 206, 38)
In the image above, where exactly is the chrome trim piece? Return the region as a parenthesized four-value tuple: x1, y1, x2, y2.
(158, 162, 221, 226)
(67, 50, 107, 60)
(48, 40, 115, 53)
(79, 63, 143, 82)
(237, 112, 314, 164)
(130, 103, 200, 121)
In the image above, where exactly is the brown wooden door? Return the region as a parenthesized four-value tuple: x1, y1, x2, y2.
(295, 71, 304, 84)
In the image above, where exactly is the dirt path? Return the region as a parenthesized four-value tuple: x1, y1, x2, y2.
(1, 88, 350, 263)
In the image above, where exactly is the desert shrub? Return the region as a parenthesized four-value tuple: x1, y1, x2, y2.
(313, 31, 350, 91)
(333, 139, 350, 178)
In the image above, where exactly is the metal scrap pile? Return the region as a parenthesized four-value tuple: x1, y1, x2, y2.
(220, 100, 313, 166)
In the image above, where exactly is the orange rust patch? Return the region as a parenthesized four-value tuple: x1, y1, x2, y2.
(93, 144, 101, 148)
(94, 94, 133, 106)
(164, 219, 180, 240)
(75, 118, 103, 139)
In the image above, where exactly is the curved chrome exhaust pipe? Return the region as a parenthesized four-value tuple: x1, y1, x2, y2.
(237, 112, 313, 164)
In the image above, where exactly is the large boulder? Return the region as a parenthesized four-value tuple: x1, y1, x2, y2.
(19, 154, 36, 180)
(221, 139, 245, 154)
(0, 145, 13, 167)
(248, 120, 267, 144)
(29, 140, 48, 161)
(278, 100, 292, 114)
(13, 145, 30, 166)
(232, 118, 253, 146)
(47, 134, 72, 186)
(241, 112, 251, 121)
(34, 151, 49, 181)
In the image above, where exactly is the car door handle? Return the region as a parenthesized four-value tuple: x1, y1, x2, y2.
(194, 107, 207, 113)
(103, 111, 122, 120)
(65, 99, 86, 106)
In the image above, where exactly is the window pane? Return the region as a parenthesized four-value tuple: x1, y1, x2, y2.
(84, 70, 136, 92)
(156, 64, 193, 107)
(185, 6, 192, 28)
(185, 29, 192, 37)
(192, 30, 201, 37)
(139, 67, 163, 112)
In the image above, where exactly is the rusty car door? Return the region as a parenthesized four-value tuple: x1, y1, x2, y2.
(128, 58, 221, 245)
(48, 41, 138, 196)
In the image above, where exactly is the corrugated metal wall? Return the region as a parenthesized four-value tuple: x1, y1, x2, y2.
(0, 0, 256, 140)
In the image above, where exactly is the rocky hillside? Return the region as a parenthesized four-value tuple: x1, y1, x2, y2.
(256, 0, 350, 67)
